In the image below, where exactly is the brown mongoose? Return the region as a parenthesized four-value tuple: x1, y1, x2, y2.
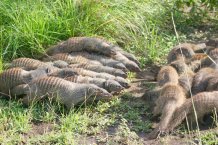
(65, 76, 124, 93)
(192, 67, 216, 95)
(69, 63, 127, 78)
(45, 37, 116, 56)
(178, 71, 195, 97)
(70, 52, 127, 71)
(67, 68, 130, 88)
(20, 77, 112, 108)
(167, 91, 218, 132)
(0, 68, 47, 96)
(149, 83, 186, 139)
(43, 53, 102, 66)
(206, 38, 218, 47)
(157, 66, 179, 87)
(111, 52, 141, 72)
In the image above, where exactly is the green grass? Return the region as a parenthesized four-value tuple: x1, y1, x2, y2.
(0, 0, 218, 144)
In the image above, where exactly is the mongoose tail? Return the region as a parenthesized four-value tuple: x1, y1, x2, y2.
(46, 37, 116, 56)
(168, 92, 218, 132)
(21, 77, 112, 108)
(157, 66, 179, 87)
(148, 103, 177, 139)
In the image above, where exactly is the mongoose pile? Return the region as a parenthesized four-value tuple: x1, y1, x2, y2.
(0, 37, 140, 108)
(143, 39, 218, 139)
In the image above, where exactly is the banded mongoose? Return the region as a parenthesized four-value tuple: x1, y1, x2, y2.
(167, 91, 218, 132)
(46, 37, 116, 56)
(10, 58, 59, 72)
(112, 52, 141, 72)
(70, 52, 127, 71)
(43, 53, 102, 66)
(167, 43, 206, 63)
(20, 77, 112, 108)
(157, 66, 179, 87)
(65, 76, 124, 93)
(67, 68, 130, 88)
(178, 71, 195, 97)
(69, 63, 127, 78)
(192, 67, 217, 95)
(0, 68, 47, 96)
(9, 58, 78, 78)
(149, 83, 186, 139)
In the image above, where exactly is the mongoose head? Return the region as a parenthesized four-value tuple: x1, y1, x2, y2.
(114, 63, 128, 72)
(49, 68, 78, 78)
(104, 80, 124, 93)
(85, 38, 116, 56)
(125, 61, 141, 72)
(21, 68, 49, 84)
(53, 60, 69, 68)
(87, 84, 113, 101)
(46, 41, 66, 55)
(115, 76, 130, 88)
(170, 60, 190, 75)
(114, 69, 127, 78)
